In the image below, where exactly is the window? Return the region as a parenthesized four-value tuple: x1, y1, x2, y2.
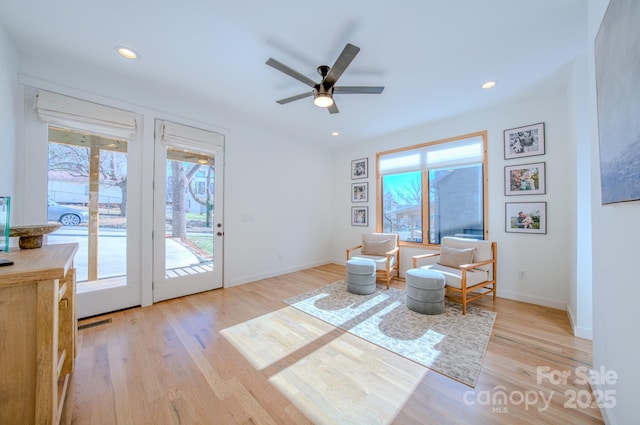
(377, 132, 487, 245)
(47, 128, 128, 282)
(196, 180, 206, 194)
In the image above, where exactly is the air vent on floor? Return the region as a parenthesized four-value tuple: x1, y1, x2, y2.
(78, 318, 112, 330)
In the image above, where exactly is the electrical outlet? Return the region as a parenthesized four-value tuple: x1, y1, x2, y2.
(519, 269, 527, 279)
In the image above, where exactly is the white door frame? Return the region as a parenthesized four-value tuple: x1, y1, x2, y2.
(152, 119, 224, 302)
(20, 86, 143, 318)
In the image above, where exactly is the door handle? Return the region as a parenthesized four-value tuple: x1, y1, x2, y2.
(217, 232, 224, 236)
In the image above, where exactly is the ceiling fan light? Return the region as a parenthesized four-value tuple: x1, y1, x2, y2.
(482, 80, 497, 89)
(116, 46, 138, 59)
(314, 93, 334, 107)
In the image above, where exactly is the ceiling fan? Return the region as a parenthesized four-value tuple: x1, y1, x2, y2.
(266, 43, 384, 114)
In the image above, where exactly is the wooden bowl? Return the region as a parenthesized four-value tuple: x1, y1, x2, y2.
(9, 223, 63, 249)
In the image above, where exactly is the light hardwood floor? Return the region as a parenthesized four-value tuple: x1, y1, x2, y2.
(61, 264, 604, 425)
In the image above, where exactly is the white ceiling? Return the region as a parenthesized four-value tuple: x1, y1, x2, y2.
(0, 0, 587, 147)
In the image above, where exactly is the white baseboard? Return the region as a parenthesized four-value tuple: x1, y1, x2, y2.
(572, 325, 593, 340)
(225, 260, 331, 288)
(566, 303, 593, 340)
(497, 289, 566, 310)
(566, 303, 576, 329)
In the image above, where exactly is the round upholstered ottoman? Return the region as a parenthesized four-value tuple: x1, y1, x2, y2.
(346, 258, 377, 295)
(406, 268, 446, 315)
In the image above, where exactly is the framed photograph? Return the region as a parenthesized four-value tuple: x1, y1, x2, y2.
(505, 202, 547, 234)
(504, 162, 546, 195)
(351, 182, 368, 202)
(351, 206, 368, 226)
(504, 122, 545, 159)
(351, 157, 368, 179)
(595, 0, 640, 204)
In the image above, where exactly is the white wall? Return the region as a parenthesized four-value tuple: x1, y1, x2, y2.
(331, 69, 577, 310)
(589, 1, 637, 424)
(567, 53, 594, 340)
(0, 23, 17, 201)
(13, 53, 333, 290)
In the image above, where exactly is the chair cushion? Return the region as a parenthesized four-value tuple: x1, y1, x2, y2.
(421, 264, 489, 289)
(362, 233, 397, 252)
(441, 236, 492, 272)
(362, 239, 392, 255)
(438, 245, 475, 268)
(351, 254, 396, 271)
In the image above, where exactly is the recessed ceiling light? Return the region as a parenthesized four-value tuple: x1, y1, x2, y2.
(331, 132, 340, 136)
(482, 80, 497, 89)
(116, 46, 138, 59)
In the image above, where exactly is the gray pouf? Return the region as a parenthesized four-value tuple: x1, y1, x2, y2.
(346, 258, 377, 295)
(406, 268, 446, 314)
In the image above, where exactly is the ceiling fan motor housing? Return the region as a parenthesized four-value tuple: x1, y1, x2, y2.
(314, 84, 334, 96)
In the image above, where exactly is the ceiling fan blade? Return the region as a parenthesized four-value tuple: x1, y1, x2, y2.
(276, 91, 313, 104)
(323, 43, 360, 87)
(266, 58, 317, 88)
(334, 86, 385, 94)
(328, 102, 339, 114)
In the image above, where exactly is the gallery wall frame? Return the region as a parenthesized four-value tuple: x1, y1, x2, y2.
(504, 122, 545, 160)
(351, 157, 368, 179)
(505, 202, 547, 234)
(351, 182, 368, 203)
(351, 206, 368, 226)
(504, 162, 546, 196)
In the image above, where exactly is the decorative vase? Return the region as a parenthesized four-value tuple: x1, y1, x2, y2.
(0, 196, 9, 252)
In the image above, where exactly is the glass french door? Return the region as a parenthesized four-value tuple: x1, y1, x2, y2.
(46, 125, 141, 317)
(152, 120, 224, 302)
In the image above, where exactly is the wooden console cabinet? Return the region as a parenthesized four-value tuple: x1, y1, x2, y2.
(0, 243, 78, 425)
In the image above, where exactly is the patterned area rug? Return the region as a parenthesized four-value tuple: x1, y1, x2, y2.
(283, 280, 496, 387)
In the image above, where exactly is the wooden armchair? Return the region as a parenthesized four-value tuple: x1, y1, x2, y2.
(346, 233, 400, 289)
(412, 236, 496, 314)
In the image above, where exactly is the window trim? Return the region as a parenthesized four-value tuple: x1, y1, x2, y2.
(375, 131, 489, 246)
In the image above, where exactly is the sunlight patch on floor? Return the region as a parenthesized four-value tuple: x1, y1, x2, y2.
(221, 306, 427, 425)
(220, 307, 334, 370)
(269, 331, 426, 425)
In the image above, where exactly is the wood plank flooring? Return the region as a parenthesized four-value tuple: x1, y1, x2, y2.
(61, 264, 604, 425)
